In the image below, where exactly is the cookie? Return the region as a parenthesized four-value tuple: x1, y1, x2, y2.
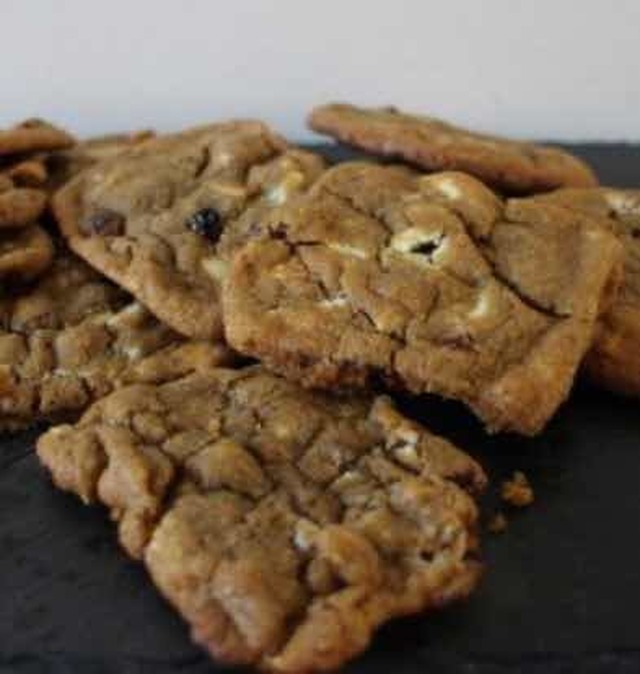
(53, 121, 325, 339)
(527, 188, 640, 395)
(0, 250, 230, 430)
(0, 187, 47, 229)
(37, 366, 485, 671)
(223, 163, 622, 435)
(45, 129, 156, 190)
(308, 103, 598, 195)
(0, 118, 75, 156)
(5, 157, 49, 187)
(0, 225, 54, 281)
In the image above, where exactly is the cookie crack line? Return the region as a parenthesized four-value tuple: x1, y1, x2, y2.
(320, 181, 567, 321)
(272, 183, 560, 376)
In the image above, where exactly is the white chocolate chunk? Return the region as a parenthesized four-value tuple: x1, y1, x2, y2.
(201, 257, 228, 283)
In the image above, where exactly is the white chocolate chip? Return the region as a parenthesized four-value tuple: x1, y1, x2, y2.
(210, 182, 248, 198)
(122, 344, 144, 360)
(214, 151, 232, 167)
(107, 302, 145, 326)
(201, 257, 228, 283)
(319, 293, 349, 309)
(265, 170, 306, 205)
(394, 442, 421, 469)
(432, 176, 463, 201)
(431, 236, 450, 264)
(331, 469, 366, 491)
(469, 291, 491, 319)
(294, 519, 320, 551)
(327, 242, 369, 259)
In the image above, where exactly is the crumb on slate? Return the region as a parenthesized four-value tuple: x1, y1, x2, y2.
(500, 471, 534, 508)
(488, 512, 508, 534)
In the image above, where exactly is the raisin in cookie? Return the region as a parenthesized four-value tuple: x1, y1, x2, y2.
(223, 164, 621, 435)
(0, 250, 230, 430)
(527, 188, 640, 395)
(53, 121, 325, 339)
(0, 118, 75, 156)
(308, 103, 597, 195)
(38, 365, 485, 672)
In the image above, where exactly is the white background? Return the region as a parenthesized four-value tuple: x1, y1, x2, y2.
(2, 0, 640, 142)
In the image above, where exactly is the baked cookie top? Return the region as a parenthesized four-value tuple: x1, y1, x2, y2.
(45, 129, 156, 190)
(0, 118, 75, 156)
(0, 250, 230, 430)
(223, 163, 621, 435)
(527, 187, 640, 395)
(38, 365, 485, 671)
(53, 121, 325, 339)
(308, 103, 598, 195)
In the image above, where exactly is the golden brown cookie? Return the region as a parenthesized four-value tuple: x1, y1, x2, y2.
(45, 129, 156, 190)
(53, 121, 325, 339)
(37, 366, 485, 672)
(0, 250, 230, 430)
(0, 118, 75, 156)
(308, 103, 598, 195)
(5, 157, 49, 187)
(223, 164, 621, 435)
(527, 188, 640, 395)
(0, 225, 54, 281)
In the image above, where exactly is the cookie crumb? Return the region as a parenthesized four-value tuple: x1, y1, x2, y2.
(501, 471, 534, 508)
(488, 512, 508, 534)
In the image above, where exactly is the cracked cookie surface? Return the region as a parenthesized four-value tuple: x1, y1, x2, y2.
(528, 188, 640, 395)
(0, 250, 230, 430)
(37, 366, 485, 672)
(309, 103, 597, 195)
(53, 121, 325, 339)
(223, 163, 621, 435)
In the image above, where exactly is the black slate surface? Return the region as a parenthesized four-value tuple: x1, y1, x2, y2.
(2, 144, 640, 674)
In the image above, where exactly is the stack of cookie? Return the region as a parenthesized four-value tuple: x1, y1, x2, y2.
(0, 119, 72, 283)
(0, 104, 635, 671)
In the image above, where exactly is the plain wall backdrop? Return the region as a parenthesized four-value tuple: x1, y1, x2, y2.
(2, 0, 640, 142)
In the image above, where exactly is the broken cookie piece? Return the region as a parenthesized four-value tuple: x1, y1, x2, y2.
(0, 250, 230, 430)
(308, 102, 597, 195)
(223, 163, 621, 434)
(53, 121, 325, 339)
(38, 366, 485, 672)
(500, 471, 534, 508)
(527, 187, 640, 396)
